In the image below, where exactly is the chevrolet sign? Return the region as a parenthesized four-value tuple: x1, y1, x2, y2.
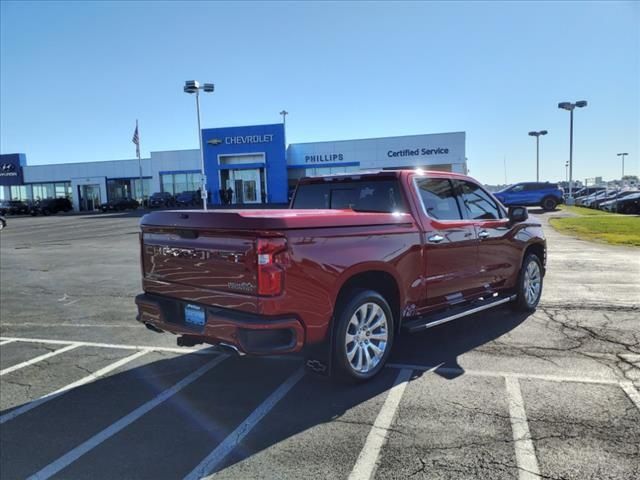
(207, 134, 274, 146)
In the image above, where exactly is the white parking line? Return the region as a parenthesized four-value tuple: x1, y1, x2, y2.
(348, 368, 413, 480)
(0, 336, 218, 355)
(0, 343, 81, 376)
(185, 366, 306, 480)
(0, 339, 16, 346)
(27, 354, 228, 480)
(387, 362, 621, 386)
(505, 377, 541, 480)
(620, 381, 640, 412)
(0, 349, 151, 425)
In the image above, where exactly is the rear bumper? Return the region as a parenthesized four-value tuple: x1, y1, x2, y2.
(135, 293, 305, 355)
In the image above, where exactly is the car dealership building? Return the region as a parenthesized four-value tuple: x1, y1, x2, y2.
(0, 124, 467, 211)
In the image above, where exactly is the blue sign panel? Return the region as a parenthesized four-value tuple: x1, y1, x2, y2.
(201, 124, 287, 204)
(0, 153, 26, 186)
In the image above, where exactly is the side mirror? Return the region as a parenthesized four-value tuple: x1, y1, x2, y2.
(508, 206, 528, 223)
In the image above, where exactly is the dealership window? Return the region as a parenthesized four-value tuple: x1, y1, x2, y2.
(10, 185, 30, 201)
(160, 172, 201, 195)
(287, 165, 359, 189)
(132, 178, 151, 200)
(31, 182, 72, 201)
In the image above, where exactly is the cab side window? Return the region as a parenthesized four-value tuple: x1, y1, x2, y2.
(415, 178, 463, 220)
(458, 181, 503, 220)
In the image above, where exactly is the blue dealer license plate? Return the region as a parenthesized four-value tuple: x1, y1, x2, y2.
(184, 304, 205, 326)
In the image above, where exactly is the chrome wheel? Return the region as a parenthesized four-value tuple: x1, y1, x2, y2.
(523, 260, 541, 306)
(345, 302, 389, 374)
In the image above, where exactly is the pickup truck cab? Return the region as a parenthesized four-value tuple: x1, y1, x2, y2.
(136, 170, 546, 381)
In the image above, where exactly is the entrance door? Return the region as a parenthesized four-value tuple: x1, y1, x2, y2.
(226, 169, 261, 204)
(79, 184, 101, 211)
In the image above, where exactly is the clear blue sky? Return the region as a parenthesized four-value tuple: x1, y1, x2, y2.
(1, 0, 638, 185)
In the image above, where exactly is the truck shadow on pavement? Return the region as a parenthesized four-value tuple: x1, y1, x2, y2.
(0, 307, 531, 479)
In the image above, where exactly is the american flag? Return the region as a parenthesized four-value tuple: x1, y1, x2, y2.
(132, 120, 140, 158)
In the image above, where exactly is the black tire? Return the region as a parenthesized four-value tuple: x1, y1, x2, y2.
(333, 289, 394, 382)
(513, 253, 543, 312)
(541, 196, 557, 211)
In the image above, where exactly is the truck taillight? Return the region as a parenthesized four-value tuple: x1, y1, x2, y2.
(256, 237, 287, 296)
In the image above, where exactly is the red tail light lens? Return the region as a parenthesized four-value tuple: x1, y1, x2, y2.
(256, 237, 287, 296)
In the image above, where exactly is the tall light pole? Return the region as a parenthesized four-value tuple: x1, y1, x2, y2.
(617, 152, 628, 180)
(184, 80, 214, 210)
(528, 130, 548, 182)
(280, 110, 288, 146)
(558, 100, 588, 205)
(565, 161, 569, 185)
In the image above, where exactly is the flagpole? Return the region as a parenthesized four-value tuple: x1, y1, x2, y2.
(136, 120, 143, 206)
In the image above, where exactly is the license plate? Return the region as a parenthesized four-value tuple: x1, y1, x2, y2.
(184, 304, 205, 326)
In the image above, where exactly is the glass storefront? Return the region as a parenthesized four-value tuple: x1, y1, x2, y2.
(9, 182, 72, 202)
(106, 177, 151, 202)
(160, 172, 202, 195)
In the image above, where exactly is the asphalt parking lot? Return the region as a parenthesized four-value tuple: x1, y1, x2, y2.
(0, 210, 638, 480)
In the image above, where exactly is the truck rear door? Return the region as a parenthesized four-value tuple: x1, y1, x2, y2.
(412, 175, 483, 310)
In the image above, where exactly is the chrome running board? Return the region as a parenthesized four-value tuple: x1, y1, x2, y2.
(403, 295, 516, 333)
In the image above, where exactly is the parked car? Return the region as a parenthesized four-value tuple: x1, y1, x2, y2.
(99, 197, 139, 212)
(600, 191, 640, 214)
(573, 186, 605, 201)
(30, 197, 72, 216)
(148, 192, 175, 208)
(493, 182, 564, 211)
(0, 215, 6, 231)
(136, 170, 546, 382)
(581, 190, 611, 208)
(594, 190, 638, 210)
(174, 191, 199, 207)
(0, 200, 31, 215)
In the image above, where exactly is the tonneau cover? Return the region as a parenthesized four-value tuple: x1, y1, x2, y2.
(140, 209, 413, 231)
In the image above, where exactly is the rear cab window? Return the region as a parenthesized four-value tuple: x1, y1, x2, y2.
(292, 177, 407, 213)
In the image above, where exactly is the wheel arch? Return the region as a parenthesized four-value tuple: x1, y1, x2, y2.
(333, 265, 403, 334)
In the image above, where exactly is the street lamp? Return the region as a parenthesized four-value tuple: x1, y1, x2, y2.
(617, 152, 629, 180)
(184, 80, 215, 210)
(558, 100, 588, 205)
(565, 161, 569, 185)
(528, 130, 548, 182)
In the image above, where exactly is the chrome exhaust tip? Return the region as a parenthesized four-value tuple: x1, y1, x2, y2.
(145, 322, 164, 334)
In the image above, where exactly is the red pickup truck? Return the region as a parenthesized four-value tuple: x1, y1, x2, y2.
(136, 170, 545, 381)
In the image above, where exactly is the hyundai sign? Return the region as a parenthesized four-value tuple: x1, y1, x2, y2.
(0, 153, 25, 186)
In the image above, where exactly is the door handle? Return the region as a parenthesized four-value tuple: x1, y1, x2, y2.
(478, 230, 490, 240)
(428, 234, 445, 244)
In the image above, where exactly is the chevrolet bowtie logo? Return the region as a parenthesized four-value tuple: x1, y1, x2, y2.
(207, 138, 223, 146)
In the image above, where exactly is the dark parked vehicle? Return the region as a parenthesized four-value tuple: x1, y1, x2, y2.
(592, 190, 638, 209)
(580, 190, 610, 208)
(601, 192, 640, 214)
(174, 191, 199, 207)
(100, 197, 139, 212)
(30, 197, 73, 216)
(136, 170, 546, 382)
(573, 186, 605, 201)
(0, 200, 31, 215)
(148, 192, 175, 208)
(494, 182, 564, 211)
